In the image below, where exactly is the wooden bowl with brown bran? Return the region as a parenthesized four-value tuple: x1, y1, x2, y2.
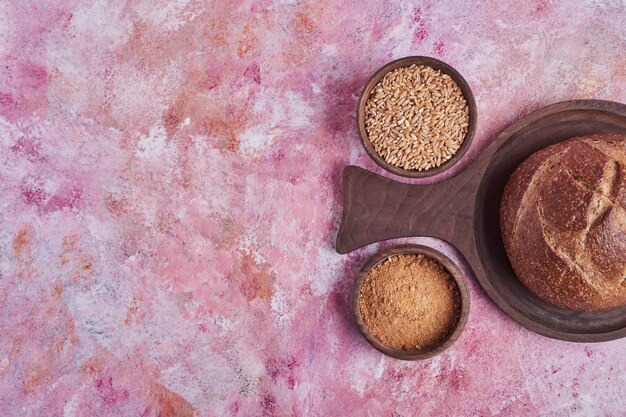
(357, 56, 477, 178)
(352, 244, 470, 360)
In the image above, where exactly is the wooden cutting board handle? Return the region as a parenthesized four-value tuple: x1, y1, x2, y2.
(336, 163, 485, 261)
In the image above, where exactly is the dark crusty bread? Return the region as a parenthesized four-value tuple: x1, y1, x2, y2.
(500, 134, 626, 311)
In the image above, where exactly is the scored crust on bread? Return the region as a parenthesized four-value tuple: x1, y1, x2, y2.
(500, 134, 626, 311)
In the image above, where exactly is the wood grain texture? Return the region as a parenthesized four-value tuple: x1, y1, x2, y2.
(351, 244, 470, 360)
(337, 99, 626, 342)
(357, 56, 477, 178)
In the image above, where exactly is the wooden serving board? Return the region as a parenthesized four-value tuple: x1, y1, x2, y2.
(336, 100, 626, 342)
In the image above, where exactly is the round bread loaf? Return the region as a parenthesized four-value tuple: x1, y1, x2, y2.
(500, 134, 626, 311)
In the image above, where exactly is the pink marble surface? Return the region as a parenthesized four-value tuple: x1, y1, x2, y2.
(1, 1, 625, 416)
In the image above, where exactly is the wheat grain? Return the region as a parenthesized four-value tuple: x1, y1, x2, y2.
(364, 65, 471, 171)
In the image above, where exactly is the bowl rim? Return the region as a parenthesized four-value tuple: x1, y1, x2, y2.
(357, 56, 477, 178)
(351, 244, 470, 360)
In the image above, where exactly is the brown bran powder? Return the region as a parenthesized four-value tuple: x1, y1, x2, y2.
(359, 254, 461, 350)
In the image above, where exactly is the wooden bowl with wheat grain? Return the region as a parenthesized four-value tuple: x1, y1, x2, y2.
(357, 56, 477, 178)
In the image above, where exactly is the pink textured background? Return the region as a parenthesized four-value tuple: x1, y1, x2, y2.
(1, 1, 625, 416)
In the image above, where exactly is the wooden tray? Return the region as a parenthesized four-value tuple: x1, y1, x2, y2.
(336, 99, 626, 342)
